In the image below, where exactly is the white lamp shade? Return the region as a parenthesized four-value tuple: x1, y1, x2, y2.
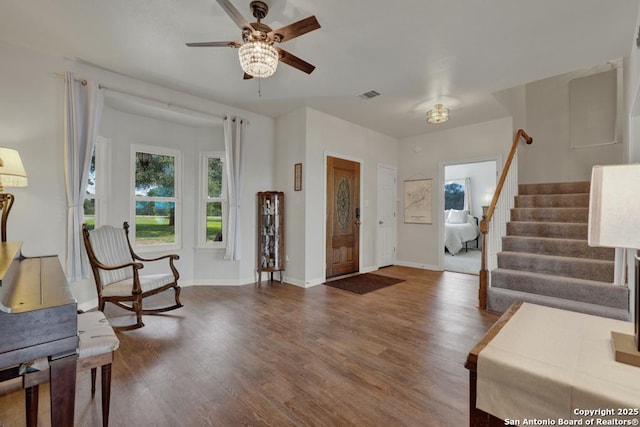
(588, 164, 640, 249)
(0, 148, 27, 188)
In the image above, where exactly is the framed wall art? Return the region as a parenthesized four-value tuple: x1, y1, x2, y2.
(404, 178, 432, 224)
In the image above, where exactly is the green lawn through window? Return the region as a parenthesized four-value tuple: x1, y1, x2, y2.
(83, 216, 222, 244)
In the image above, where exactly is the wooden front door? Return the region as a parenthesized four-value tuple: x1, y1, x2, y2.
(326, 156, 360, 278)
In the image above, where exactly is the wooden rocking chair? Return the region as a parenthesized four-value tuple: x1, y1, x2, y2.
(82, 222, 183, 330)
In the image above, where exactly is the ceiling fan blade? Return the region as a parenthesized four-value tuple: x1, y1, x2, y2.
(186, 41, 241, 48)
(216, 0, 253, 31)
(269, 16, 320, 43)
(243, 73, 253, 80)
(277, 48, 316, 74)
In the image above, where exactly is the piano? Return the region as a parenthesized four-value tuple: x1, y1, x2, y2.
(0, 241, 78, 426)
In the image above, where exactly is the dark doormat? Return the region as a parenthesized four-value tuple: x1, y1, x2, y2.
(323, 273, 405, 295)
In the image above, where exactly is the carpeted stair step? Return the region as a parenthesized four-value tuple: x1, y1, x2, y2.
(506, 221, 587, 239)
(491, 268, 627, 309)
(487, 287, 630, 321)
(510, 207, 589, 222)
(497, 252, 613, 282)
(514, 193, 589, 208)
(488, 180, 629, 321)
(519, 181, 590, 195)
(501, 236, 615, 260)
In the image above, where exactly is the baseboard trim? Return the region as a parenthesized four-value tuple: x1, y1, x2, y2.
(190, 279, 244, 286)
(395, 260, 440, 271)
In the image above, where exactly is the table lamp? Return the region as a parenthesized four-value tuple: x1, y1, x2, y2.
(0, 148, 28, 242)
(588, 163, 640, 367)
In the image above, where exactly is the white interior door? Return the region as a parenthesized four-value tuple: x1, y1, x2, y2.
(377, 164, 397, 267)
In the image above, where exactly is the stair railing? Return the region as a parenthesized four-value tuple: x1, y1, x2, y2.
(479, 129, 533, 309)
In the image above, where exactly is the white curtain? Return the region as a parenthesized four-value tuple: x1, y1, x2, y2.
(64, 72, 104, 281)
(223, 116, 245, 261)
(464, 177, 473, 214)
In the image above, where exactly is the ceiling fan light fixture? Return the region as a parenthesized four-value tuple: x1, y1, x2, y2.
(426, 104, 450, 124)
(238, 41, 279, 78)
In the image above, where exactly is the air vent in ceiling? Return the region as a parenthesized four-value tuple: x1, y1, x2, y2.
(359, 90, 381, 100)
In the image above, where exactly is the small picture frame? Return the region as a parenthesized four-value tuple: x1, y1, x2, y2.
(294, 163, 302, 191)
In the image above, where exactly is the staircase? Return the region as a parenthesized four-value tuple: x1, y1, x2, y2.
(487, 181, 631, 321)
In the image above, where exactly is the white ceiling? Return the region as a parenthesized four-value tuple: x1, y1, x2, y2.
(1, 0, 638, 138)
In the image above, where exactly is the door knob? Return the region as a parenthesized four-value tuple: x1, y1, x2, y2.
(379, 221, 384, 224)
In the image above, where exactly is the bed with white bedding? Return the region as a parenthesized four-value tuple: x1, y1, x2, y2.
(444, 210, 480, 255)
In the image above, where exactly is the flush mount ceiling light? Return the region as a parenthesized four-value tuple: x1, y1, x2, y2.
(426, 104, 450, 124)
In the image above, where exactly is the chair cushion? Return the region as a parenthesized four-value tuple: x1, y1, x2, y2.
(88, 225, 134, 287)
(78, 311, 120, 359)
(101, 273, 176, 297)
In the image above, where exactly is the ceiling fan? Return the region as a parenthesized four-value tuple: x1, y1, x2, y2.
(186, 0, 320, 79)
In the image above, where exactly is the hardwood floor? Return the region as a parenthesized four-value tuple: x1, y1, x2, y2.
(0, 266, 499, 426)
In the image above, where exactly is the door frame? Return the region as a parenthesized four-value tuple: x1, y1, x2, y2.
(439, 155, 500, 271)
(324, 151, 363, 281)
(377, 163, 397, 268)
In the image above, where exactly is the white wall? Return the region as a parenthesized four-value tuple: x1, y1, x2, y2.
(0, 41, 66, 258)
(274, 108, 307, 286)
(99, 106, 205, 283)
(275, 107, 398, 286)
(626, 7, 640, 163)
(0, 40, 275, 307)
(622, 6, 640, 322)
(520, 67, 624, 184)
(305, 108, 398, 284)
(494, 84, 527, 133)
(397, 117, 512, 270)
(98, 106, 247, 288)
(66, 62, 276, 290)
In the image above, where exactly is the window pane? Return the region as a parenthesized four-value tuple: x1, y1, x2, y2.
(444, 182, 465, 210)
(86, 149, 96, 196)
(208, 158, 223, 198)
(135, 152, 175, 197)
(135, 201, 176, 245)
(83, 198, 95, 230)
(206, 202, 223, 242)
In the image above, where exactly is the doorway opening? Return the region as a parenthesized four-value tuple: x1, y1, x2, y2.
(442, 159, 497, 275)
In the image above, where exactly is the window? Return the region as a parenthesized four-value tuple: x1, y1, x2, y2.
(132, 146, 180, 249)
(444, 178, 470, 211)
(83, 149, 97, 229)
(83, 137, 108, 230)
(199, 152, 226, 248)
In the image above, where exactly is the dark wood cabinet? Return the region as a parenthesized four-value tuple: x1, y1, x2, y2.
(257, 191, 284, 283)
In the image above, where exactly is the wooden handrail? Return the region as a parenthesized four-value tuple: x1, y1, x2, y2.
(478, 129, 533, 309)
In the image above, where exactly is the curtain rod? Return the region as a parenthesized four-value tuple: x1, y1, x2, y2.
(53, 72, 232, 124)
(100, 86, 224, 123)
(223, 116, 245, 123)
(53, 72, 87, 86)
